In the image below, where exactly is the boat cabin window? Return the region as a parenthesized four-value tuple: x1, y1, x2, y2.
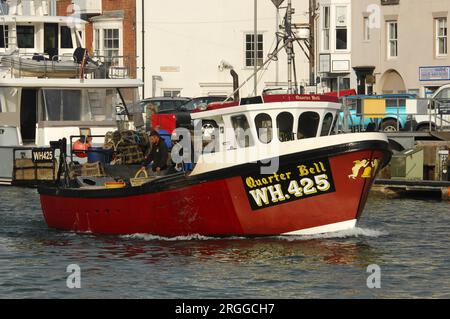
(298, 112, 320, 139)
(40, 89, 118, 122)
(277, 112, 294, 142)
(42, 90, 83, 121)
(61, 26, 73, 49)
(255, 113, 273, 144)
(231, 114, 254, 148)
(0, 88, 18, 113)
(241, 96, 263, 105)
(17, 26, 35, 49)
(0, 26, 8, 48)
(321, 113, 334, 136)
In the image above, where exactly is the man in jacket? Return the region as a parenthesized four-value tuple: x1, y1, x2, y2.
(141, 130, 169, 173)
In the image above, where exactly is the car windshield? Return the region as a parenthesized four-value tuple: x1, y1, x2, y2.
(182, 97, 227, 111)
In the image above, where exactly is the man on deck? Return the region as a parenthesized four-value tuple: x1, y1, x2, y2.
(141, 130, 169, 174)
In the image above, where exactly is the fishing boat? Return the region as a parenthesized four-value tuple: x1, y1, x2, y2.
(39, 93, 391, 236)
(37, 0, 391, 237)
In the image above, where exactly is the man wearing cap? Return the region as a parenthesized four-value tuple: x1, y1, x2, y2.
(141, 130, 169, 174)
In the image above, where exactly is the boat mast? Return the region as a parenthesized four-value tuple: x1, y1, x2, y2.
(286, 0, 293, 94)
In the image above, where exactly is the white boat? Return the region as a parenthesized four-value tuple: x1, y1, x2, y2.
(0, 0, 142, 186)
(0, 55, 98, 78)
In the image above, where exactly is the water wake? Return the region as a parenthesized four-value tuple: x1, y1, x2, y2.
(122, 228, 388, 242)
(122, 233, 229, 242)
(279, 227, 389, 242)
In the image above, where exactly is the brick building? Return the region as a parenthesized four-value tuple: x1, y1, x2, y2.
(56, 0, 137, 78)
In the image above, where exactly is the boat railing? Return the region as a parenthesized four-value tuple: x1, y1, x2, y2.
(89, 54, 138, 80)
(0, 0, 52, 17)
(69, 135, 110, 163)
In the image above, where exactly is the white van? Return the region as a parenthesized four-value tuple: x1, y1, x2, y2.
(411, 84, 450, 131)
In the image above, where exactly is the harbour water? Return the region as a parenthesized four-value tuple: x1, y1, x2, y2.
(0, 187, 449, 299)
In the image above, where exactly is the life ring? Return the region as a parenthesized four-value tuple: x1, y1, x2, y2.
(72, 139, 91, 158)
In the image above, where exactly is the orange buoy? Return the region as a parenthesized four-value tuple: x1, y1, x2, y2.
(72, 139, 91, 158)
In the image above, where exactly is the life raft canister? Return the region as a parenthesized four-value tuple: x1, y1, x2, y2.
(72, 139, 91, 158)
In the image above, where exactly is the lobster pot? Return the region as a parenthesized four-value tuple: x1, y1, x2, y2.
(80, 162, 105, 177)
(14, 159, 57, 181)
(116, 145, 144, 165)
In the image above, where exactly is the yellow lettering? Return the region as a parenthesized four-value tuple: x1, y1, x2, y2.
(246, 177, 256, 189)
(298, 165, 310, 177)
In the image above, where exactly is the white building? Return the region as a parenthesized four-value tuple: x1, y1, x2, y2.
(316, 0, 356, 93)
(136, 0, 311, 99)
(352, 0, 450, 97)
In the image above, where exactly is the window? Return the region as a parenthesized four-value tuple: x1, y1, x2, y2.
(388, 21, 398, 58)
(93, 24, 122, 71)
(60, 26, 73, 49)
(0, 88, 18, 113)
(94, 29, 100, 56)
(336, 6, 348, 50)
(435, 88, 450, 100)
(0, 26, 8, 48)
(277, 112, 294, 142)
(17, 26, 34, 48)
(255, 113, 273, 144)
(42, 90, 82, 121)
(323, 6, 330, 50)
(245, 33, 263, 67)
(103, 29, 120, 61)
(41, 89, 117, 122)
(321, 113, 334, 136)
(436, 18, 447, 56)
(231, 115, 254, 148)
(364, 17, 370, 41)
(163, 90, 181, 98)
(298, 112, 320, 139)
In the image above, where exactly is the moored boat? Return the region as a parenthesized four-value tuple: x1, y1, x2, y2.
(38, 94, 391, 236)
(0, 55, 98, 78)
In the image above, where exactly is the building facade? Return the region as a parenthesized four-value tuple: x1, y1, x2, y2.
(316, 0, 356, 93)
(136, 0, 311, 99)
(352, 0, 450, 97)
(57, 0, 137, 79)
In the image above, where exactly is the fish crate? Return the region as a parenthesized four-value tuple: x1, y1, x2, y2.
(14, 159, 57, 181)
(80, 162, 106, 177)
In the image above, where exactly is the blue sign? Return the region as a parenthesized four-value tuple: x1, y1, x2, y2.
(419, 66, 450, 81)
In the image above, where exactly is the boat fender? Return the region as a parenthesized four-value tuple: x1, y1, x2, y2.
(72, 138, 92, 158)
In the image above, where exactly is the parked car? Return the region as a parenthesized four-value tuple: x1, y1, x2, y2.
(182, 96, 227, 111)
(413, 84, 450, 131)
(342, 93, 417, 132)
(127, 97, 192, 131)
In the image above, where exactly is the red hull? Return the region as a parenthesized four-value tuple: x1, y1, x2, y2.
(39, 148, 390, 236)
